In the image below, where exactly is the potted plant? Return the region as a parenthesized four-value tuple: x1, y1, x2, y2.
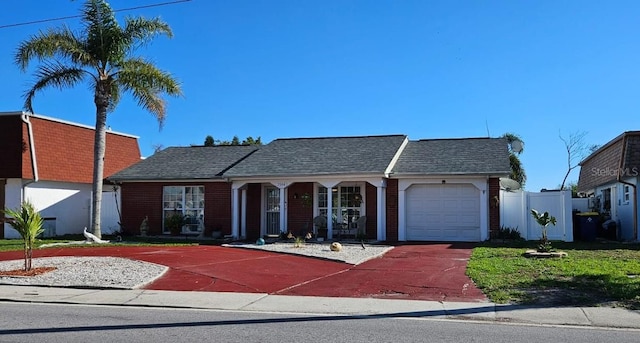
(165, 213, 185, 236)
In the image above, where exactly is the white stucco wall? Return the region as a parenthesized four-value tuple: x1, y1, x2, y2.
(3, 180, 92, 239)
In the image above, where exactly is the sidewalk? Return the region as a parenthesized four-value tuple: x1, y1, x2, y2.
(1, 285, 639, 329)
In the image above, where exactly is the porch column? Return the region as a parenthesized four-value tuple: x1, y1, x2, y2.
(231, 181, 247, 240)
(240, 188, 247, 239)
(377, 181, 387, 241)
(279, 187, 286, 233)
(398, 183, 407, 241)
(231, 186, 240, 239)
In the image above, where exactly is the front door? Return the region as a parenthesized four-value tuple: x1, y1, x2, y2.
(265, 187, 280, 236)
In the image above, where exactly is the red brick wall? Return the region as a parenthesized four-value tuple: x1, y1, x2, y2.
(365, 183, 377, 239)
(287, 182, 314, 235)
(120, 181, 232, 236)
(121, 183, 163, 235)
(29, 116, 141, 184)
(385, 179, 399, 242)
(245, 183, 262, 240)
(488, 177, 501, 237)
(205, 183, 232, 235)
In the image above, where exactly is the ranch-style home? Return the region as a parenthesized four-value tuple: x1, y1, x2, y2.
(109, 135, 510, 242)
(0, 111, 141, 239)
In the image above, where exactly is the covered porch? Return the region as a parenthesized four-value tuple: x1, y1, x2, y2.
(230, 177, 388, 241)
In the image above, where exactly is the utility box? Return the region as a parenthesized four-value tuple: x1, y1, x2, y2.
(41, 217, 57, 238)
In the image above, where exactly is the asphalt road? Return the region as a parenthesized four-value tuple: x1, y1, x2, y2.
(0, 302, 638, 343)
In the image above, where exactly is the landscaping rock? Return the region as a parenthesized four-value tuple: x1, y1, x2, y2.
(330, 242, 343, 252)
(524, 249, 568, 258)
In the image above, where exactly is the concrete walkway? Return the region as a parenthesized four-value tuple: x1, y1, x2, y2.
(1, 285, 639, 329)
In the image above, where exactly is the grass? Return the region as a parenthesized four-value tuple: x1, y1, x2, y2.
(0, 234, 201, 252)
(466, 241, 640, 309)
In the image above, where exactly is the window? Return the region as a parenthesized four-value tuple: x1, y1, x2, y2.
(317, 184, 363, 229)
(624, 185, 630, 203)
(163, 186, 205, 234)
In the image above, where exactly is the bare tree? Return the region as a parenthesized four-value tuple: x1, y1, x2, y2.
(559, 131, 588, 190)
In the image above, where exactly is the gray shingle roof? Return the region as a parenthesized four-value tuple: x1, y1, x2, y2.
(108, 145, 258, 181)
(392, 138, 510, 175)
(224, 135, 408, 177)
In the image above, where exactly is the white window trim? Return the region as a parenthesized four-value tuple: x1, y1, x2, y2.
(162, 185, 205, 234)
(315, 182, 366, 227)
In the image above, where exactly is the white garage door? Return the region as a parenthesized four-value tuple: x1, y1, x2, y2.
(406, 184, 481, 241)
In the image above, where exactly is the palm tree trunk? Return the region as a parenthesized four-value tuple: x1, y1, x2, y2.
(91, 86, 109, 239)
(23, 241, 28, 271)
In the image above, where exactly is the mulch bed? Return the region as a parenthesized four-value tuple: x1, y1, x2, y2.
(0, 267, 57, 277)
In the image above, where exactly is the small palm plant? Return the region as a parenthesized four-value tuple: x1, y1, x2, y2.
(3, 201, 44, 271)
(531, 209, 557, 252)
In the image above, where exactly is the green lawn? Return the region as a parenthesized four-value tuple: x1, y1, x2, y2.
(466, 241, 640, 309)
(0, 235, 200, 252)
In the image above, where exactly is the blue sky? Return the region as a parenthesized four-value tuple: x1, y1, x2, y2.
(2, 0, 640, 191)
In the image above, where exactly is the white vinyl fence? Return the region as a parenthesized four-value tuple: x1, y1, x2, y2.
(500, 190, 573, 242)
(100, 189, 122, 235)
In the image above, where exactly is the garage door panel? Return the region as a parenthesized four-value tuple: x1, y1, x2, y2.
(406, 184, 481, 242)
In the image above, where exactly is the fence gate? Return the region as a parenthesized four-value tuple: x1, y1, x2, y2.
(500, 190, 573, 241)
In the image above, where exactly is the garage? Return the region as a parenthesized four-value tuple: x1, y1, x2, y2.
(406, 183, 481, 241)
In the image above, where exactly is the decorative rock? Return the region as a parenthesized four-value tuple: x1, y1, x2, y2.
(256, 238, 265, 246)
(524, 249, 567, 258)
(330, 242, 342, 252)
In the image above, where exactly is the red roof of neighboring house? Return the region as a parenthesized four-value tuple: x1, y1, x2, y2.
(0, 111, 141, 184)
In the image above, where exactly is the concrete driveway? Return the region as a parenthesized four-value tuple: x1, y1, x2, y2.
(0, 243, 486, 302)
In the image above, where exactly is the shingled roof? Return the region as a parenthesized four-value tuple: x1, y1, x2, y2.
(224, 135, 408, 178)
(392, 138, 510, 175)
(578, 131, 640, 191)
(109, 145, 258, 181)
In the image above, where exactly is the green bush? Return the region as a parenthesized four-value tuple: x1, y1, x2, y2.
(493, 226, 523, 241)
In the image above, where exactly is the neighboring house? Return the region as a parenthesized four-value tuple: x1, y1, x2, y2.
(577, 131, 640, 241)
(110, 135, 509, 242)
(0, 111, 141, 239)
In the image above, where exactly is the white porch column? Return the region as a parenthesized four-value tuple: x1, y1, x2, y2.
(241, 188, 247, 239)
(231, 187, 240, 239)
(279, 187, 287, 233)
(398, 187, 406, 241)
(231, 181, 247, 240)
(377, 183, 386, 241)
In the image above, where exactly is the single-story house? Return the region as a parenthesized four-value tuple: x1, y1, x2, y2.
(109, 135, 510, 242)
(577, 131, 640, 241)
(0, 111, 141, 238)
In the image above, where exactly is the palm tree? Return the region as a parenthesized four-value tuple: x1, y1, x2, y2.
(502, 133, 526, 188)
(15, 0, 182, 238)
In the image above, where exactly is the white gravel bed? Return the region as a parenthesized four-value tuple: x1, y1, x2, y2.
(0, 257, 168, 289)
(224, 241, 393, 265)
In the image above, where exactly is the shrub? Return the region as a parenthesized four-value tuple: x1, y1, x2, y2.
(3, 200, 44, 271)
(493, 226, 523, 241)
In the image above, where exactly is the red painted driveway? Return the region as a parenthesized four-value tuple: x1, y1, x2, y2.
(0, 243, 486, 302)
